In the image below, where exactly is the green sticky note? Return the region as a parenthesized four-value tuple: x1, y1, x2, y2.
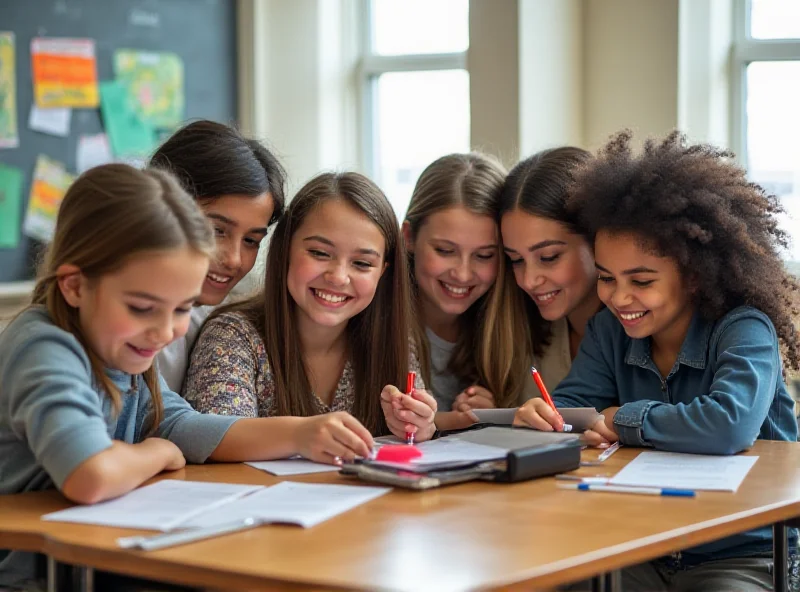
(0, 163, 23, 249)
(99, 80, 157, 158)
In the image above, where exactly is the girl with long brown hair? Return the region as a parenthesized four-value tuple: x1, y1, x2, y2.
(185, 172, 437, 457)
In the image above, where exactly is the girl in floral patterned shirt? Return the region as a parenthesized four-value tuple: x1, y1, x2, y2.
(184, 172, 437, 464)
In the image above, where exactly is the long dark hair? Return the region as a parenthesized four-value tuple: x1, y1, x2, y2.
(150, 119, 286, 224)
(498, 147, 593, 356)
(216, 172, 415, 434)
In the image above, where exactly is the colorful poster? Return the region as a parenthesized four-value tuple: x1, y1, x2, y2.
(100, 80, 156, 158)
(0, 32, 18, 148)
(114, 49, 184, 129)
(31, 38, 99, 108)
(24, 155, 75, 243)
(0, 163, 24, 248)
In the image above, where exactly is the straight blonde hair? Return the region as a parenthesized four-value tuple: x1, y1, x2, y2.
(216, 172, 414, 435)
(30, 164, 215, 431)
(405, 153, 529, 407)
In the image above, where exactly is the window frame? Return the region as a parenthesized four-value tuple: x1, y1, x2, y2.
(357, 0, 467, 180)
(730, 0, 800, 167)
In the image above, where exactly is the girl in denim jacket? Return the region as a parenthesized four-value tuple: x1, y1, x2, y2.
(515, 130, 799, 591)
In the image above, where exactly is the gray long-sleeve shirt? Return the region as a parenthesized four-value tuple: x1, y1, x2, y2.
(0, 307, 240, 588)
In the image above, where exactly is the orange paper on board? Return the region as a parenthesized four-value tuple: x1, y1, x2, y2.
(31, 38, 98, 108)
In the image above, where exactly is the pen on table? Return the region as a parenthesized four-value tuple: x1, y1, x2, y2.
(597, 441, 622, 462)
(405, 371, 416, 445)
(558, 483, 696, 497)
(117, 518, 261, 551)
(530, 366, 572, 432)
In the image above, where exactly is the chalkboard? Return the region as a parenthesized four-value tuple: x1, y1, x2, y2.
(0, 0, 238, 282)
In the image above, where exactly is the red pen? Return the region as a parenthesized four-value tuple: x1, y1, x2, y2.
(530, 366, 571, 432)
(405, 371, 416, 445)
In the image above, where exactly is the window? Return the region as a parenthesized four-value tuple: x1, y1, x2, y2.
(360, 0, 470, 218)
(733, 0, 800, 273)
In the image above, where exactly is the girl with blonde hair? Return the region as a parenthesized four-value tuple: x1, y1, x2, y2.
(403, 153, 532, 430)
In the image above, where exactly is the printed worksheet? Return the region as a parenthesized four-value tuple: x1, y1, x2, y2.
(610, 451, 759, 492)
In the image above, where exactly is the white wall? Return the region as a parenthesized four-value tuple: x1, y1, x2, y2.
(518, 0, 584, 157)
(582, 0, 680, 150)
(238, 0, 361, 196)
(469, 0, 519, 166)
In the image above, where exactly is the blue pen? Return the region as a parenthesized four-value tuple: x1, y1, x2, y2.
(558, 483, 696, 497)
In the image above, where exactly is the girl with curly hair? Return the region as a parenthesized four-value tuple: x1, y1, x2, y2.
(516, 130, 799, 590)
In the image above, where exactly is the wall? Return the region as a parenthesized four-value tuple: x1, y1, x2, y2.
(468, 0, 519, 166)
(582, 0, 680, 150)
(518, 0, 584, 157)
(238, 0, 360, 197)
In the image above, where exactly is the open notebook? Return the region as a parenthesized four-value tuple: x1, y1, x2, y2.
(42, 479, 390, 531)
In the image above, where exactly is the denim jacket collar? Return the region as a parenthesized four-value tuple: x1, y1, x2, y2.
(625, 310, 711, 370)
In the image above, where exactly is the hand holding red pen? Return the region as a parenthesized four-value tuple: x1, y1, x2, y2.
(512, 399, 619, 447)
(379, 382, 437, 443)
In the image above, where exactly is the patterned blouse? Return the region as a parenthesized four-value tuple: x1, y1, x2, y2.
(183, 311, 425, 419)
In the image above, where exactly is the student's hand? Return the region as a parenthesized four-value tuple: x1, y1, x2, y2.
(452, 385, 496, 412)
(580, 408, 620, 447)
(600, 406, 620, 431)
(513, 398, 565, 432)
(380, 385, 437, 442)
(142, 438, 186, 472)
(293, 412, 374, 465)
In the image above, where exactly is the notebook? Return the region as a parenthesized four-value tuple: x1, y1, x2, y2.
(42, 479, 390, 531)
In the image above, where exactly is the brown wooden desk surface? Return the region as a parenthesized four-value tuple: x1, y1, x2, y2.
(2, 440, 800, 592)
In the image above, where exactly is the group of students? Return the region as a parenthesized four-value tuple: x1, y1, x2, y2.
(0, 120, 798, 591)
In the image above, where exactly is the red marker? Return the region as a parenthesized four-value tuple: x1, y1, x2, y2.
(405, 371, 416, 445)
(530, 366, 571, 432)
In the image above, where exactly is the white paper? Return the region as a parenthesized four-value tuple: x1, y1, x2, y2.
(610, 451, 759, 492)
(76, 133, 113, 173)
(28, 106, 71, 137)
(181, 482, 390, 529)
(245, 458, 341, 476)
(473, 406, 601, 431)
(42, 480, 263, 531)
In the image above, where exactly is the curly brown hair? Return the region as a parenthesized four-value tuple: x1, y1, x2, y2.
(565, 130, 800, 370)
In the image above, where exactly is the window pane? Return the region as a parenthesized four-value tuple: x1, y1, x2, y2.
(371, 0, 468, 56)
(749, 0, 800, 40)
(374, 70, 470, 216)
(746, 61, 800, 265)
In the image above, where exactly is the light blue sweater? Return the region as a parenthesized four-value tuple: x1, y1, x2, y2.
(0, 307, 240, 588)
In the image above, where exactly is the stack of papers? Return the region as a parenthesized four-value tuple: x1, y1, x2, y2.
(42, 479, 390, 531)
(609, 451, 759, 492)
(370, 438, 508, 472)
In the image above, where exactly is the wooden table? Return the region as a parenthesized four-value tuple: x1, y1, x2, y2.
(2, 440, 800, 592)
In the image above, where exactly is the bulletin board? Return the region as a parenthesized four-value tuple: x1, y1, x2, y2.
(0, 0, 238, 282)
